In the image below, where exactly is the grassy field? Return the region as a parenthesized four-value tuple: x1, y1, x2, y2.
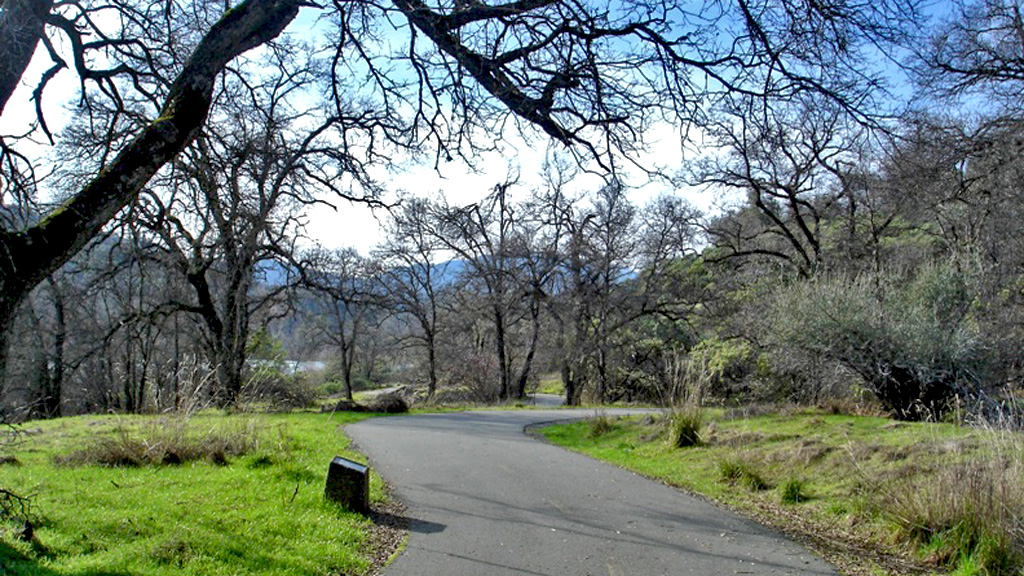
(7, 402, 1019, 576)
(0, 411, 386, 576)
(539, 407, 1024, 576)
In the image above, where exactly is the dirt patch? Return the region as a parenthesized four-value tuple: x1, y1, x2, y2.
(714, 431, 767, 447)
(364, 483, 409, 576)
(767, 439, 834, 466)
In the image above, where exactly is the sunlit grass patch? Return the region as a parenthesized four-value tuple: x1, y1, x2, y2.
(534, 373, 566, 395)
(0, 412, 383, 576)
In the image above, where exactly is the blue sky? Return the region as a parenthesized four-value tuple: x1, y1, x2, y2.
(3, 0, 947, 255)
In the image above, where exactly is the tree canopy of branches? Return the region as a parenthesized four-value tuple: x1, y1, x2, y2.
(0, 0, 922, 380)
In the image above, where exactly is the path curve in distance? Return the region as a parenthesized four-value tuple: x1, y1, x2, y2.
(347, 409, 836, 576)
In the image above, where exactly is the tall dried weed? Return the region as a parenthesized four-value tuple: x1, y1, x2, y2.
(59, 416, 265, 467)
(881, 431, 1024, 575)
(667, 405, 703, 448)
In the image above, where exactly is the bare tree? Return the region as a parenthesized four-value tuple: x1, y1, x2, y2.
(633, 194, 703, 322)
(431, 180, 524, 401)
(578, 181, 642, 402)
(917, 0, 1024, 109)
(691, 95, 868, 277)
(132, 69, 322, 405)
(376, 199, 454, 398)
(304, 248, 381, 401)
(525, 157, 586, 404)
(539, 179, 640, 404)
(506, 193, 566, 399)
(0, 0, 307, 382)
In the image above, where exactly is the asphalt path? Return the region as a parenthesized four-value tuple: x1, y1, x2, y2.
(346, 409, 837, 576)
(528, 393, 565, 407)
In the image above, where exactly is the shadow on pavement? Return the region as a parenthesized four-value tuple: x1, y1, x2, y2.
(371, 509, 446, 534)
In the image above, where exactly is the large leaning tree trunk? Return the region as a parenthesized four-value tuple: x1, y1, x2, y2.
(0, 0, 307, 380)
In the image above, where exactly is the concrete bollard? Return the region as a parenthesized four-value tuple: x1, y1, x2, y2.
(325, 456, 369, 513)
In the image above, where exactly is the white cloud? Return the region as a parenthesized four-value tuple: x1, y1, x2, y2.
(301, 122, 730, 255)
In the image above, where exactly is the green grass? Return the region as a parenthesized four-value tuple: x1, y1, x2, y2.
(0, 412, 385, 576)
(540, 409, 1019, 576)
(667, 405, 703, 448)
(779, 478, 809, 504)
(533, 374, 565, 396)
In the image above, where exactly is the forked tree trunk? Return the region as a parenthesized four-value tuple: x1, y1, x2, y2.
(514, 298, 542, 399)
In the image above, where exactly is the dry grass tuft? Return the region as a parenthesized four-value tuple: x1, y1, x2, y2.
(881, 438, 1024, 575)
(719, 455, 770, 491)
(666, 405, 703, 448)
(587, 411, 617, 439)
(779, 478, 809, 504)
(58, 417, 264, 467)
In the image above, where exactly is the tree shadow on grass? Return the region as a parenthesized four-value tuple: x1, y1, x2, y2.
(0, 539, 131, 576)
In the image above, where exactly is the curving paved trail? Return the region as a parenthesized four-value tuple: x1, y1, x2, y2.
(347, 410, 837, 576)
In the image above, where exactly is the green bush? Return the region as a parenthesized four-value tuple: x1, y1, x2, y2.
(768, 264, 990, 421)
